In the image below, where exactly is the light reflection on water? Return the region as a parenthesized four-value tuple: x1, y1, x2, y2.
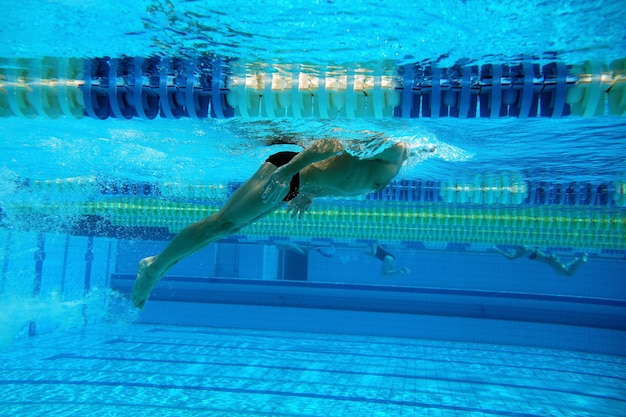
(1, 116, 625, 185)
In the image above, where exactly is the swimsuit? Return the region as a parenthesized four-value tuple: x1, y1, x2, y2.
(373, 244, 394, 261)
(266, 151, 300, 202)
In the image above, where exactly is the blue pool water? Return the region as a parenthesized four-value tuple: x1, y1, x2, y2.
(1, 0, 626, 416)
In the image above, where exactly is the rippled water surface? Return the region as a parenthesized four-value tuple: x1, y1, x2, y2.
(3, 0, 625, 67)
(0, 1, 625, 186)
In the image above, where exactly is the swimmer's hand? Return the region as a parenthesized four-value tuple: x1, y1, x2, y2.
(287, 194, 313, 219)
(407, 144, 436, 159)
(262, 167, 291, 204)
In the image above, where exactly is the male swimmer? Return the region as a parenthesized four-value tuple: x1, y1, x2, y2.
(132, 138, 433, 308)
(493, 245, 588, 277)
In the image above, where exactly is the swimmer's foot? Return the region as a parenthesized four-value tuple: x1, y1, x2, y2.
(582, 253, 588, 262)
(131, 256, 160, 309)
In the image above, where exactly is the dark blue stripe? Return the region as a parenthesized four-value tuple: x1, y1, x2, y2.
(32, 233, 45, 297)
(60, 234, 70, 293)
(84, 235, 94, 294)
(102, 336, 626, 384)
(145, 327, 626, 368)
(42, 354, 626, 404)
(29, 233, 46, 337)
(0, 400, 250, 416)
(0, 379, 556, 417)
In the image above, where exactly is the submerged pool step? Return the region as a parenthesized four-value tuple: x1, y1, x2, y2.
(1, 56, 625, 120)
(110, 275, 626, 332)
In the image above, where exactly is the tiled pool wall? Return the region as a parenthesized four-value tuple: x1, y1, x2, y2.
(2, 229, 625, 355)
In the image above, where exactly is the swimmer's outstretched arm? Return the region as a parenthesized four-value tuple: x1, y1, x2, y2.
(493, 245, 531, 260)
(262, 139, 345, 204)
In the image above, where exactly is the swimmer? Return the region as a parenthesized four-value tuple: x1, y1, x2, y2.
(364, 243, 410, 276)
(493, 245, 588, 277)
(274, 242, 335, 258)
(132, 138, 428, 308)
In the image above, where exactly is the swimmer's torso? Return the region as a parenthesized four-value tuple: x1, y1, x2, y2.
(299, 152, 403, 197)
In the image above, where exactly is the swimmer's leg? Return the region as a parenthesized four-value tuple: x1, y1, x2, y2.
(380, 255, 410, 276)
(131, 162, 283, 309)
(381, 255, 396, 275)
(562, 253, 588, 277)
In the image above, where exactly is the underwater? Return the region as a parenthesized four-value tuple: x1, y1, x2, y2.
(1, 1, 625, 416)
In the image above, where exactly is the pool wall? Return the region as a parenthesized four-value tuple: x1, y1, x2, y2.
(110, 238, 625, 356)
(3, 228, 623, 355)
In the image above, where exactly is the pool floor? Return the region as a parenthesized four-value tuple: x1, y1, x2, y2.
(0, 324, 624, 416)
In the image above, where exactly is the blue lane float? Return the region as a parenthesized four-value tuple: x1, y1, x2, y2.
(0, 55, 625, 120)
